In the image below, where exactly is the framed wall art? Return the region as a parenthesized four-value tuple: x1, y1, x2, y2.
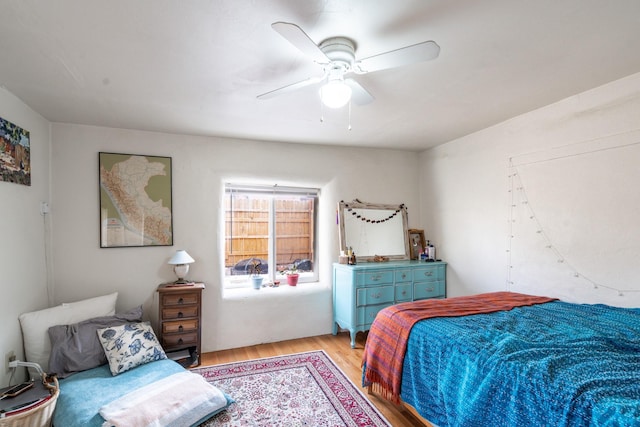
(99, 152, 173, 248)
(408, 228, 425, 260)
(0, 116, 30, 186)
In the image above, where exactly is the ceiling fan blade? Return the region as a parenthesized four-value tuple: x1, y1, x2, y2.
(271, 22, 330, 64)
(355, 40, 440, 74)
(344, 78, 374, 105)
(257, 75, 326, 100)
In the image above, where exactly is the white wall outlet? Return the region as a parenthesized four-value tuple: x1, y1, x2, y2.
(40, 201, 49, 215)
(5, 350, 16, 374)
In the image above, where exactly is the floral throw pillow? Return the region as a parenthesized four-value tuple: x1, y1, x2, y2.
(97, 321, 167, 376)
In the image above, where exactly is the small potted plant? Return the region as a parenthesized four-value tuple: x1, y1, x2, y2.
(282, 264, 299, 286)
(249, 259, 263, 289)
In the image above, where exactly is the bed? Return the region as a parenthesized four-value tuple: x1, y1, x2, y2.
(17, 292, 233, 427)
(362, 291, 640, 426)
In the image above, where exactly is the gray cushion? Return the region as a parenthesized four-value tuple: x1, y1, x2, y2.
(47, 306, 143, 378)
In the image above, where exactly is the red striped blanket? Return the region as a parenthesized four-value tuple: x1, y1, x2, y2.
(362, 291, 556, 403)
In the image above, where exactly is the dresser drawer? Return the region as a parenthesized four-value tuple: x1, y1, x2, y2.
(356, 271, 394, 286)
(162, 332, 198, 348)
(162, 319, 198, 334)
(357, 303, 393, 326)
(162, 292, 199, 306)
(395, 269, 412, 283)
(395, 283, 412, 302)
(162, 306, 199, 320)
(414, 281, 445, 300)
(413, 266, 444, 282)
(356, 286, 394, 306)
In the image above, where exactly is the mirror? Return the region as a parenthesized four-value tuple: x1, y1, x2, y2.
(338, 200, 410, 262)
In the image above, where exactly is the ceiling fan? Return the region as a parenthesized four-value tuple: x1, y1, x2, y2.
(257, 22, 440, 109)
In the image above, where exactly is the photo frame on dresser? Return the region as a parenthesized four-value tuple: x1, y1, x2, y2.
(408, 229, 425, 260)
(99, 152, 173, 248)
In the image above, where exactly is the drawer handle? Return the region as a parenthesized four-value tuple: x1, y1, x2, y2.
(370, 274, 382, 281)
(178, 312, 184, 318)
(401, 273, 407, 279)
(402, 290, 407, 296)
(370, 292, 381, 299)
(178, 338, 183, 344)
(425, 287, 434, 292)
(178, 325, 184, 332)
(178, 297, 184, 304)
(423, 271, 433, 277)
(369, 312, 377, 320)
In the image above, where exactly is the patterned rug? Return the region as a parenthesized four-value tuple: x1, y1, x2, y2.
(192, 350, 391, 427)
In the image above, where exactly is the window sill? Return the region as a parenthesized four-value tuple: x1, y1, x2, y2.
(222, 281, 327, 300)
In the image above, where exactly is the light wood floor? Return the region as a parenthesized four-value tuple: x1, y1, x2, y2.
(201, 331, 429, 427)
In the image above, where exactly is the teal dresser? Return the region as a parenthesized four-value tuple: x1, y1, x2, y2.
(332, 260, 446, 348)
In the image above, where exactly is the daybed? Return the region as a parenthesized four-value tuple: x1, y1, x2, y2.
(362, 291, 640, 426)
(17, 292, 232, 426)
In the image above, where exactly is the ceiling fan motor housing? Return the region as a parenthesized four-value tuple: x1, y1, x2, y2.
(319, 37, 356, 73)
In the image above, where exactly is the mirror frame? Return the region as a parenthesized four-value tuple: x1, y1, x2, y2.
(338, 200, 410, 262)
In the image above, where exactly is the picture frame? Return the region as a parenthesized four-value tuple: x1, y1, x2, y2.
(0, 116, 31, 186)
(99, 152, 173, 248)
(408, 228, 425, 260)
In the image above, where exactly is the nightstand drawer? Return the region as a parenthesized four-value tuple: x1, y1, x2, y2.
(162, 332, 198, 348)
(162, 306, 199, 320)
(357, 271, 393, 286)
(162, 319, 198, 334)
(162, 292, 199, 306)
(356, 286, 394, 306)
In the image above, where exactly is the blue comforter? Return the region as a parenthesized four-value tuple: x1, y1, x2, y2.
(401, 301, 640, 426)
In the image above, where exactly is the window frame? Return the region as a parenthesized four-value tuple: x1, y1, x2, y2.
(223, 183, 319, 288)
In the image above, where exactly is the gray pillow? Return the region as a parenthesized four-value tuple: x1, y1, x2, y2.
(47, 306, 143, 378)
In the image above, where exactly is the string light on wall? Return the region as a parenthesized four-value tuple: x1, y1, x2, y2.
(506, 158, 639, 297)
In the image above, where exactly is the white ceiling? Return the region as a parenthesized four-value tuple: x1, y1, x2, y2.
(1, 1, 639, 151)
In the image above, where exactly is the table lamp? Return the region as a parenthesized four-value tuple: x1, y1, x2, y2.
(168, 250, 195, 284)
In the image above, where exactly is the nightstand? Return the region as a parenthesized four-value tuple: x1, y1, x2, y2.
(157, 283, 205, 367)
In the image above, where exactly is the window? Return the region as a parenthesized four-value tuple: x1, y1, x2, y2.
(224, 183, 318, 288)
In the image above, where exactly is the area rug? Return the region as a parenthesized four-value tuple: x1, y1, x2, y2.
(192, 350, 391, 427)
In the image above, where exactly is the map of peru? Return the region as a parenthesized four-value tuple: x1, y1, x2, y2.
(100, 154, 172, 246)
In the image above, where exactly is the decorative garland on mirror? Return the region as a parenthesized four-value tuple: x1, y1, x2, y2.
(341, 199, 406, 223)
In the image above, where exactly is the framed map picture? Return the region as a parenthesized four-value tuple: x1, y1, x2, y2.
(99, 152, 173, 248)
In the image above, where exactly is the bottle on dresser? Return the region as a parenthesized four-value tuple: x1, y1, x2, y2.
(427, 241, 436, 260)
(347, 247, 357, 265)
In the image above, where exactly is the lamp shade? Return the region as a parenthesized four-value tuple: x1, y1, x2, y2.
(320, 80, 352, 109)
(168, 250, 195, 265)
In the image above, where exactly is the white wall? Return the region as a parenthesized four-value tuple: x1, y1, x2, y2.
(0, 88, 51, 386)
(420, 72, 640, 307)
(50, 124, 420, 351)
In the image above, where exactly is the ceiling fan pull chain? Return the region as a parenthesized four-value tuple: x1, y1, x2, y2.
(320, 97, 325, 123)
(348, 100, 352, 131)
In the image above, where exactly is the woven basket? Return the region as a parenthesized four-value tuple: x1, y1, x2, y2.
(0, 375, 59, 427)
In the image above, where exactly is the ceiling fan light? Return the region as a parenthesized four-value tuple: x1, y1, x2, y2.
(320, 80, 352, 108)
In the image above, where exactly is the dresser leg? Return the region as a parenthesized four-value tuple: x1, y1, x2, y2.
(350, 331, 356, 348)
